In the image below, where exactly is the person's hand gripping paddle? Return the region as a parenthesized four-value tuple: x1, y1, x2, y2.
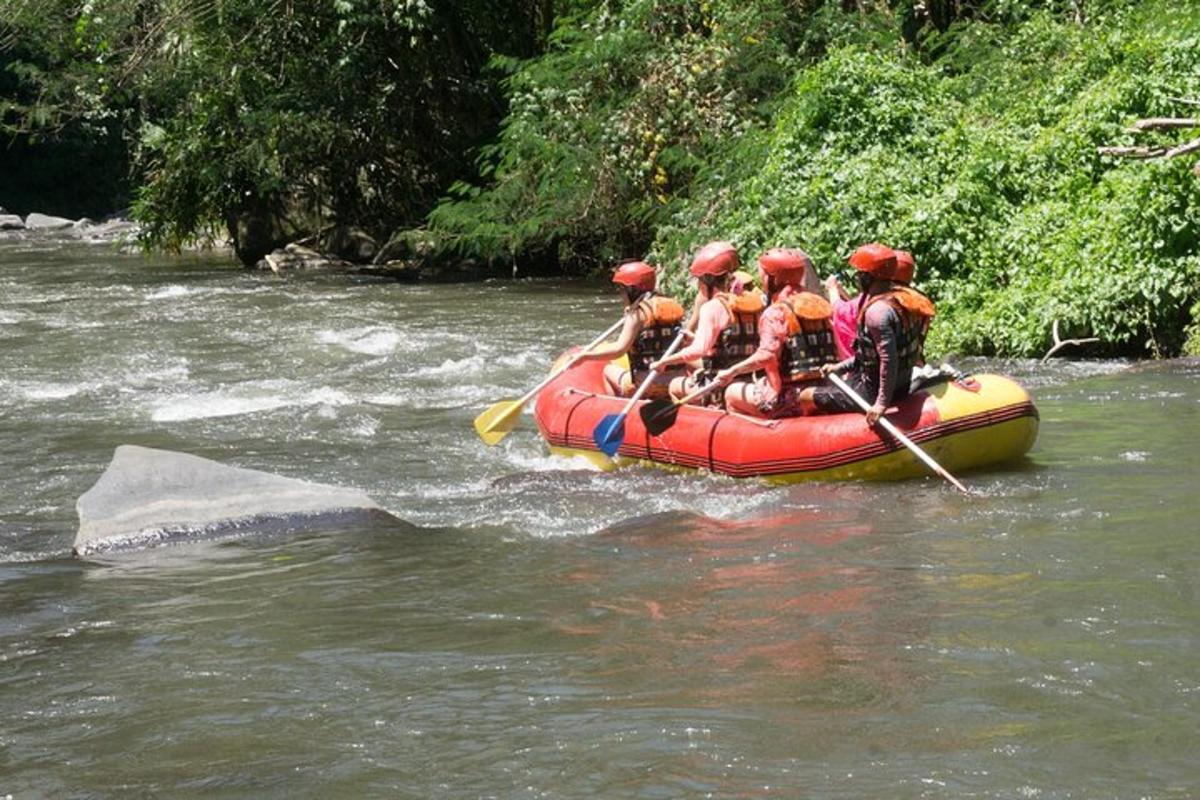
(827, 372, 972, 495)
(592, 328, 688, 457)
(474, 318, 625, 446)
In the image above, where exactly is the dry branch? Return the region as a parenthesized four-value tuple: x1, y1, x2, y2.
(1097, 145, 1169, 159)
(1042, 320, 1099, 363)
(1100, 112, 1200, 174)
(1127, 117, 1200, 131)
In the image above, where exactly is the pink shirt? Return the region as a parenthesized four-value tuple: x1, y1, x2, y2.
(831, 296, 859, 361)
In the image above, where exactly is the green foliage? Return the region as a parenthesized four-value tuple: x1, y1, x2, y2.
(651, 1, 1200, 357)
(1185, 301, 1200, 357)
(427, 0, 816, 270)
(2, 0, 547, 246)
(130, 0, 546, 252)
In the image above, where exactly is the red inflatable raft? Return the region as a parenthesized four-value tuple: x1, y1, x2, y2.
(533, 356, 1038, 483)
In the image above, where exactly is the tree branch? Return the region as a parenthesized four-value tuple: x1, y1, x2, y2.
(1165, 137, 1200, 159)
(1127, 117, 1200, 132)
(1098, 145, 1168, 159)
(1042, 320, 1099, 363)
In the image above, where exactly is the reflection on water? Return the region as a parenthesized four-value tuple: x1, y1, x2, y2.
(1, 245, 1199, 796)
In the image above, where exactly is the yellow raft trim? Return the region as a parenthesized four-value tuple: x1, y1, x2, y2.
(545, 373, 1038, 483)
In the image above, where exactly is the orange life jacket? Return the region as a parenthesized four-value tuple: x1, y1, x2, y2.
(702, 289, 766, 371)
(854, 284, 936, 383)
(776, 291, 838, 383)
(627, 294, 686, 376)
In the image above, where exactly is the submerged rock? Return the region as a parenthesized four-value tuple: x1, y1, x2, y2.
(0, 214, 24, 230)
(74, 445, 391, 555)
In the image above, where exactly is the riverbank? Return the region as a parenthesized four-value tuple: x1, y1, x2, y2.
(0, 208, 141, 246)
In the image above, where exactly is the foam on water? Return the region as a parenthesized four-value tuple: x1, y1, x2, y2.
(147, 285, 193, 300)
(317, 326, 403, 356)
(149, 390, 293, 422)
(149, 384, 356, 422)
(0, 380, 88, 402)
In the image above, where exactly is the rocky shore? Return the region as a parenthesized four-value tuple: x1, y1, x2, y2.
(0, 207, 143, 246)
(0, 207, 502, 282)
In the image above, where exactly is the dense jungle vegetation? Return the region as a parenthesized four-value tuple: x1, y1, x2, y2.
(2, 0, 1199, 356)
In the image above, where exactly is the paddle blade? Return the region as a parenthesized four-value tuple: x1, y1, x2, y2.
(593, 413, 626, 457)
(473, 400, 524, 446)
(640, 398, 681, 437)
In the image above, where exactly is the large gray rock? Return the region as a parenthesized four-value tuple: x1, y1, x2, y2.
(0, 214, 24, 230)
(74, 445, 390, 555)
(24, 212, 75, 230)
(257, 243, 351, 273)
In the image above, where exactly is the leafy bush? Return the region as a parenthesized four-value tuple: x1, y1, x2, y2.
(650, 2, 1200, 357)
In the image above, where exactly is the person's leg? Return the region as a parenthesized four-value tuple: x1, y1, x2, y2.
(797, 386, 819, 416)
(723, 382, 769, 417)
(809, 374, 873, 415)
(603, 363, 631, 396)
(669, 375, 694, 402)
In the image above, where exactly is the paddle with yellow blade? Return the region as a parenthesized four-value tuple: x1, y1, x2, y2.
(827, 372, 972, 495)
(473, 318, 625, 446)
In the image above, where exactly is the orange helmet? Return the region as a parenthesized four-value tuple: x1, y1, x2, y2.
(848, 242, 897, 278)
(612, 260, 656, 292)
(689, 241, 739, 278)
(757, 248, 812, 288)
(893, 250, 915, 284)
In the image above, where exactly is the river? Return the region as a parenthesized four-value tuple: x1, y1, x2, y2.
(1, 242, 1197, 797)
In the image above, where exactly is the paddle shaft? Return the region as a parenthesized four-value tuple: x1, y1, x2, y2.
(673, 380, 726, 408)
(827, 372, 971, 495)
(514, 317, 625, 408)
(613, 327, 689, 419)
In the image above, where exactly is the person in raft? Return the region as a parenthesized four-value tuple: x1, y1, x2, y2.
(572, 260, 686, 399)
(814, 243, 936, 425)
(713, 248, 839, 418)
(649, 241, 767, 404)
(824, 248, 919, 361)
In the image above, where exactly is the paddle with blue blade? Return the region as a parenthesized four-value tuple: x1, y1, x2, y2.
(827, 372, 972, 495)
(474, 318, 625, 446)
(592, 327, 689, 457)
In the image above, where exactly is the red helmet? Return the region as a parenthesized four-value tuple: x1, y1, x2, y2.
(848, 242, 897, 278)
(689, 241, 739, 278)
(612, 260, 656, 292)
(757, 248, 812, 288)
(893, 250, 915, 284)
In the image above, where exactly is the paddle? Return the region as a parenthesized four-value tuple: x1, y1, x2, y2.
(592, 327, 689, 457)
(639, 380, 727, 436)
(474, 318, 625, 446)
(827, 372, 972, 495)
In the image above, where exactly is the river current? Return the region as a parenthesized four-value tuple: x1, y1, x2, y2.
(1, 243, 1197, 797)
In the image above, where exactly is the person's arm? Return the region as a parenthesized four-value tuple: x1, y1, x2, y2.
(820, 354, 855, 376)
(653, 301, 726, 369)
(714, 308, 786, 384)
(824, 275, 849, 303)
(865, 303, 901, 424)
(574, 310, 641, 362)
